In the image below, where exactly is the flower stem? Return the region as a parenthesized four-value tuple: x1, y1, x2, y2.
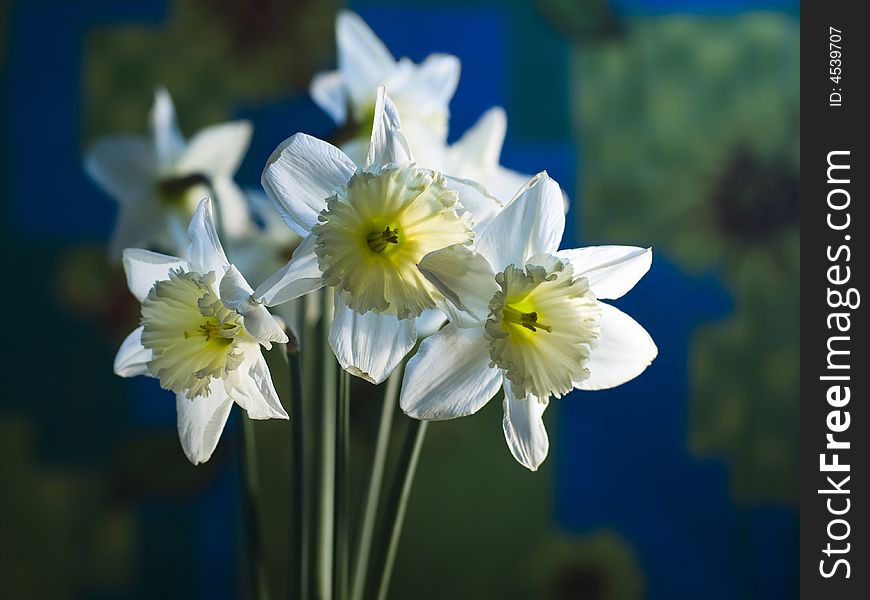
(301, 292, 321, 596)
(334, 370, 351, 599)
(349, 366, 402, 600)
(371, 418, 428, 600)
(287, 332, 309, 600)
(241, 416, 270, 600)
(314, 291, 336, 599)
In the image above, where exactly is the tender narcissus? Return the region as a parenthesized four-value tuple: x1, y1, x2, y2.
(254, 87, 501, 385)
(85, 88, 252, 258)
(400, 173, 658, 471)
(114, 199, 288, 464)
(310, 10, 460, 170)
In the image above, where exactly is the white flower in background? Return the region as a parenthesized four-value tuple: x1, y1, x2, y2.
(114, 199, 288, 465)
(399, 173, 657, 471)
(229, 190, 318, 340)
(445, 107, 531, 203)
(231, 191, 303, 287)
(85, 88, 252, 258)
(254, 87, 499, 384)
(310, 10, 460, 170)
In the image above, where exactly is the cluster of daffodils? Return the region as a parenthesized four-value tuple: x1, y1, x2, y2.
(93, 10, 656, 469)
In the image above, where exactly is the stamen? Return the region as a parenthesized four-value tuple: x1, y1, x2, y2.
(502, 306, 552, 333)
(200, 321, 222, 341)
(366, 226, 400, 253)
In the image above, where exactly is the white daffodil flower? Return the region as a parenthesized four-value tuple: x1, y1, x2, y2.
(399, 173, 657, 471)
(310, 10, 460, 170)
(114, 198, 288, 465)
(254, 87, 499, 385)
(445, 107, 531, 204)
(86, 88, 252, 258)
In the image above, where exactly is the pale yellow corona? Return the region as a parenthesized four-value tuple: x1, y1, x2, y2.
(485, 258, 601, 400)
(140, 268, 247, 398)
(313, 165, 474, 319)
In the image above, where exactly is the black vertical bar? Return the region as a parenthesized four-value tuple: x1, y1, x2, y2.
(801, 2, 867, 597)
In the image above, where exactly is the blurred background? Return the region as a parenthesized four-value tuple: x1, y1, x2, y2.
(1, 0, 799, 598)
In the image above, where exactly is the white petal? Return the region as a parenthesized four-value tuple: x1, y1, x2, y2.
(218, 264, 255, 306)
(389, 53, 460, 113)
(444, 175, 502, 235)
(338, 138, 368, 169)
(220, 265, 288, 347)
(336, 10, 395, 109)
(150, 87, 185, 170)
(187, 198, 230, 276)
(84, 135, 156, 203)
(400, 324, 500, 420)
(176, 120, 252, 177)
(418, 244, 497, 328)
(575, 303, 657, 391)
(488, 166, 532, 205)
(556, 246, 652, 300)
(114, 327, 152, 377)
(397, 120, 446, 171)
(476, 172, 566, 270)
(253, 233, 325, 306)
(227, 354, 289, 420)
(365, 87, 412, 169)
(122, 248, 189, 302)
(310, 70, 348, 124)
(329, 292, 417, 384)
(211, 177, 253, 238)
(245, 187, 294, 241)
(262, 133, 356, 236)
(448, 106, 506, 172)
(415, 308, 447, 339)
(445, 109, 531, 204)
(176, 386, 234, 465)
(502, 377, 549, 471)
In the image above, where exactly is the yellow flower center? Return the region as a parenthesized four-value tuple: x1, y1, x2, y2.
(485, 257, 601, 400)
(140, 268, 246, 398)
(313, 165, 474, 319)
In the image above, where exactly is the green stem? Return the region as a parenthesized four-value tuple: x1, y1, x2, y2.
(371, 418, 428, 600)
(334, 371, 351, 599)
(241, 417, 270, 600)
(301, 293, 321, 596)
(350, 366, 402, 600)
(314, 290, 337, 599)
(287, 333, 308, 600)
